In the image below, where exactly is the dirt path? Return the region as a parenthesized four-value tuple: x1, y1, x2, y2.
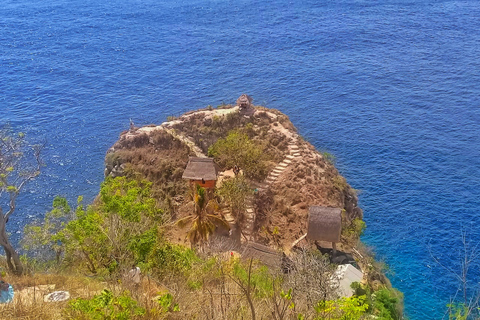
(163, 128, 205, 158)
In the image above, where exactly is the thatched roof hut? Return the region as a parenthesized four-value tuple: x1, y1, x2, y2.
(241, 242, 282, 269)
(236, 94, 253, 109)
(307, 206, 342, 243)
(182, 157, 219, 181)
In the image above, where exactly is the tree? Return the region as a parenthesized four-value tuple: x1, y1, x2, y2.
(430, 231, 480, 319)
(23, 196, 73, 265)
(177, 184, 229, 247)
(58, 177, 165, 274)
(217, 175, 253, 220)
(208, 130, 269, 180)
(0, 125, 43, 275)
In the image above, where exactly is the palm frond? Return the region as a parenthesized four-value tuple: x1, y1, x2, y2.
(176, 215, 193, 228)
(205, 199, 219, 215)
(206, 214, 231, 230)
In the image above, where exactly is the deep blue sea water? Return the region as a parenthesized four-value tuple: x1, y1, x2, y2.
(2, 0, 480, 318)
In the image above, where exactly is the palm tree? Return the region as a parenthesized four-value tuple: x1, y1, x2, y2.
(177, 184, 230, 247)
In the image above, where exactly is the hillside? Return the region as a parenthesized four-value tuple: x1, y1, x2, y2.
(1, 98, 403, 320)
(105, 104, 363, 251)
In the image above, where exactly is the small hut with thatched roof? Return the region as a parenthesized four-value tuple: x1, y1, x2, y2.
(307, 206, 342, 253)
(236, 94, 253, 110)
(182, 157, 219, 189)
(241, 242, 283, 270)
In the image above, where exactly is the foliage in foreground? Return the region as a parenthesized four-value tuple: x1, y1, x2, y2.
(65, 289, 145, 320)
(24, 176, 169, 275)
(18, 174, 404, 320)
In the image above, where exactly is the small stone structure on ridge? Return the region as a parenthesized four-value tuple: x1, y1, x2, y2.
(236, 94, 255, 116)
(182, 157, 219, 190)
(307, 206, 342, 254)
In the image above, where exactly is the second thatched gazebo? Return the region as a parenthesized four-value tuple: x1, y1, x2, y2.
(236, 94, 253, 109)
(307, 206, 342, 253)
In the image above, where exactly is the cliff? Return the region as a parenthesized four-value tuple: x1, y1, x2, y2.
(105, 103, 364, 254)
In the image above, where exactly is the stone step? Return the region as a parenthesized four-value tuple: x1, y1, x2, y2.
(224, 215, 235, 223)
(270, 172, 281, 177)
(279, 162, 289, 168)
(283, 159, 292, 164)
(272, 168, 284, 173)
(286, 155, 295, 160)
(292, 153, 301, 157)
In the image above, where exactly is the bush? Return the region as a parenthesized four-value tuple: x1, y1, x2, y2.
(372, 288, 403, 320)
(149, 243, 198, 277)
(65, 289, 145, 320)
(217, 175, 253, 219)
(208, 130, 269, 181)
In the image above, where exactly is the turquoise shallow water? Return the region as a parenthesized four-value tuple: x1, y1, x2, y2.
(2, 0, 480, 318)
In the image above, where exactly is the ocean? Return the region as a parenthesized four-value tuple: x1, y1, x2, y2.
(2, 0, 480, 318)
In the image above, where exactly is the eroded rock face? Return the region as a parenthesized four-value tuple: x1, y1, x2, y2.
(105, 163, 126, 178)
(344, 189, 363, 221)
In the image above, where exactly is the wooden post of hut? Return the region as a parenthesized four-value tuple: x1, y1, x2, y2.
(307, 206, 342, 255)
(182, 157, 219, 197)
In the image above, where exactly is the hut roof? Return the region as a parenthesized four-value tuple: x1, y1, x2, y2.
(241, 242, 282, 269)
(236, 94, 253, 107)
(307, 206, 342, 243)
(182, 157, 219, 181)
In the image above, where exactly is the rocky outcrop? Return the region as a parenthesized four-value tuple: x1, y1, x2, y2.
(105, 104, 365, 252)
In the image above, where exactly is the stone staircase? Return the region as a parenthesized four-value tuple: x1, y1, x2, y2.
(261, 142, 301, 190)
(241, 140, 302, 242)
(241, 195, 255, 242)
(222, 207, 236, 231)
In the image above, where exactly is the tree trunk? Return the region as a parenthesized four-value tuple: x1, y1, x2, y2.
(0, 214, 23, 275)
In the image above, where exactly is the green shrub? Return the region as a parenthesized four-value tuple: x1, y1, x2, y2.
(149, 243, 198, 276)
(154, 293, 180, 313)
(372, 288, 403, 320)
(65, 289, 145, 320)
(313, 295, 369, 320)
(208, 130, 269, 181)
(217, 175, 253, 218)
